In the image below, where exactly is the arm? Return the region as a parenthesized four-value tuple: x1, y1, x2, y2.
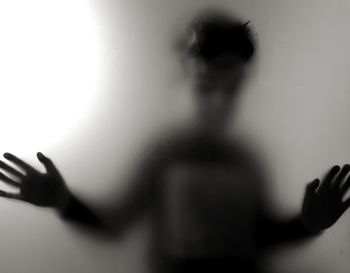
(57, 191, 110, 232)
(0, 151, 161, 237)
(255, 211, 320, 249)
(257, 164, 350, 248)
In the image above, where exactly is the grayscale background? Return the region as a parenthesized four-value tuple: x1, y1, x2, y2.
(0, 0, 349, 272)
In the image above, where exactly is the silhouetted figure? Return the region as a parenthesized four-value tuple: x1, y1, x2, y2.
(0, 10, 349, 273)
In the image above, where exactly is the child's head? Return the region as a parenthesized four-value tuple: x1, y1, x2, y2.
(182, 10, 256, 133)
(188, 11, 255, 63)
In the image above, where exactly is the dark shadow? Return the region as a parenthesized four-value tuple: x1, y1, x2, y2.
(59, 10, 322, 273)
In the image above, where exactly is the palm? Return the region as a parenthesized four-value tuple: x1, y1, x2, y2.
(301, 165, 350, 232)
(20, 170, 65, 207)
(0, 152, 69, 208)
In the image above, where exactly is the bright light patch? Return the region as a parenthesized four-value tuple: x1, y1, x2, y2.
(0, 0, 102, 155)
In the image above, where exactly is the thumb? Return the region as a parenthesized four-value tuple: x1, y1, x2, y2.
(37, 152, 57, 174)
(305, 179, 320, 195)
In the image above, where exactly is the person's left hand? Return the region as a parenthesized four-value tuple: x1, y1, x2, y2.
(301, 165, 350, 232)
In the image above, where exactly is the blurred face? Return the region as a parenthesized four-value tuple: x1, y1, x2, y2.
(187, 54, 247, 133)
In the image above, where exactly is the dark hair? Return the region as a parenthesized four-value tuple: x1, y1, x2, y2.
(188, 11, 255, 62)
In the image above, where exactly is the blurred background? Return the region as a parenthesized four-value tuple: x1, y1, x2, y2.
(0, 0, 349, 272)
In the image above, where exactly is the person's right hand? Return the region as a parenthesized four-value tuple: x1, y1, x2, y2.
(0, 152, 72, 210)
(301, 164, 350, 232)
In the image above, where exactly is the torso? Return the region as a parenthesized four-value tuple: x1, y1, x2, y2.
(153, 132, 261, 259)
